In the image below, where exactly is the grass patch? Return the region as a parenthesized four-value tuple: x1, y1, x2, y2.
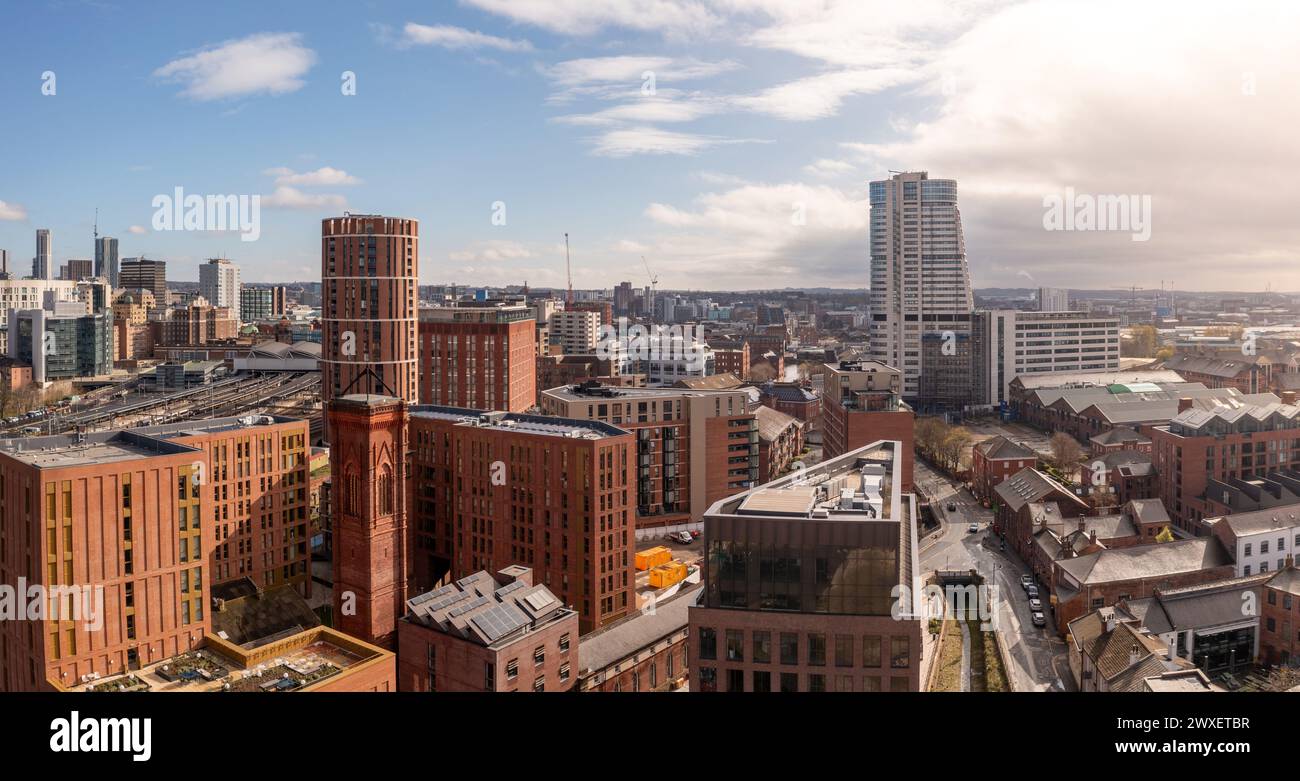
(930, 619, 965, 692)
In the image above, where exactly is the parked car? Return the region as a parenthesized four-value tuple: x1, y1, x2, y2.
(1026, 585, 1040, 600)
(967, 523, 979, 534)
(1020, 574, 1034, 589)
(1031, 611, 1046, 628)
(669, 531, 694, 544)
(946, 503, 956, 512)
(1029, 598, 1043, 612)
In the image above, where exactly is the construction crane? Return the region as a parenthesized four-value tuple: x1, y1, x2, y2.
(642, 256, 659, 317)
(564, 233, 573, 307)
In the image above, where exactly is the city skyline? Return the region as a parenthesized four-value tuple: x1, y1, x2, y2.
(4, 2, 1300, 291)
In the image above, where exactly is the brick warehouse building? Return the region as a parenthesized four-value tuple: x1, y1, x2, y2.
(321, 215, 419, 441)
(397, 567, 578, 692)
(539, 382, 759, 530)
(408, 405, 637, 633)
(689, 441, 922, 692)
(0, 414, 311, 691)
(418, 304, 536, 413)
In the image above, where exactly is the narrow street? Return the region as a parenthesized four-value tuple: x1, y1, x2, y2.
(915, 458, 1071, 692)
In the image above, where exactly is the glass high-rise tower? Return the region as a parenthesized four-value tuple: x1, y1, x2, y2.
(867, 171, 973, 407)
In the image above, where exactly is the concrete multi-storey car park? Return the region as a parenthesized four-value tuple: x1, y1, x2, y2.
(689, 440, 922, 693)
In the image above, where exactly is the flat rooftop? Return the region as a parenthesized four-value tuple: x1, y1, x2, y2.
(0, 414, 302, 468)
(714, 441, 899, 523)
(410, 405, 628, 439)
(542, 382, 745, 402)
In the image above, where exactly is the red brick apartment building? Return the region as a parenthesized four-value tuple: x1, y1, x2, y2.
(156, 303, 238, 347)
(971, 436, 1037, 503)
(689, 441, 923, 692)
(539, 382, 759, 530)
(418, 304, 536, 413)
(408, 405, 637, 633)
(821, 361, 914, 491)
(1151, 397, 1300, 532)
(397, 567, 578, 692)
(708, 340, 750, 378)
(0, 414, 312, 691)
(1259, 564, 1300, 666)
(321, 215, 419, 440)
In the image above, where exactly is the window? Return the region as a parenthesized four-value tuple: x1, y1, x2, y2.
(779, 672, 798, 693)
(808, 634, 826, 666)
(559, 633, 570, 652)
(891, 677, 910, 692)
(891, 636, 910, 668)
(753, 670, 771, 692)
(559, 663, 570, 683)
(699, 627, 717, 660)
(699, 667, 717, 692)
(726, 630, 744, 661)
(837, 675, 853, 692)
(862, 636, 882, 667)
(835, 635, 853, 667)
(727, 669, 745, 692)
(1245, 543, 1253, 556)
(533, 676, 545, 692)
(484, 662, 495, 691)
(534, 646, 545, 666)
(780, 632, 799, 665)
(506, 659, 518, 679)
(752, 631, 771, 664)
(808, 674, 826, 692)
(862, 676, 881, 692)
(1261, 540, 1270, 555)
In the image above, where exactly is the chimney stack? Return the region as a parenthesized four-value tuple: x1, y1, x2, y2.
(1129, 643, 1140, 667)
(1177, 397, 1194, 413)
(1284, 391, 1297, 406)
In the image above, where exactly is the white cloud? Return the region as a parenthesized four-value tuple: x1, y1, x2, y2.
(462, 0, 722, 37)
(153, 32, 316, 100)
(128, 225, 148, 235)
(262, 186, 347, 210)
(0, 200, 27, 221)
(399, 22, 534, 52)
(842, 0, 1300, 288)
(802, 158, 857, 178)
(544, 55, 739, 87)
(630, 179, 868, 287)
(732, 68, 916, 120)
(590, 126, 767, 157)
(264, 166, 362, 186)
(448, 240, 535, 263)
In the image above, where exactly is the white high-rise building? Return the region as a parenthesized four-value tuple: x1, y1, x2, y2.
(972, 310, 1122, 406)
(549, 309, 601, 354)
(867, 171, 973, 400)
(35, 229, 53, 280)
(1038, 287, 1070, 312)
(199, 257, 241, 310)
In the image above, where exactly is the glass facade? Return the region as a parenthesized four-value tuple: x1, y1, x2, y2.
(707, 538, 898, 615)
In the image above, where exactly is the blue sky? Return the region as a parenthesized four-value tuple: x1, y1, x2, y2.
(3, 1, 1299, 291)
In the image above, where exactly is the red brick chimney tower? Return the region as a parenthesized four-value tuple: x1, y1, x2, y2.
(328, 394, 412, 649)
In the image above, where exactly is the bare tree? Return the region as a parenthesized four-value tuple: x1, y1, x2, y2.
(1049, 432, 1084, 477)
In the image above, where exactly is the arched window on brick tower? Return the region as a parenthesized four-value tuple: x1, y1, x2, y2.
(378, 464, 394, 516)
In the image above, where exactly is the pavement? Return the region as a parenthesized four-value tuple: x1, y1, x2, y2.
(915, 458, 1071, 692)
